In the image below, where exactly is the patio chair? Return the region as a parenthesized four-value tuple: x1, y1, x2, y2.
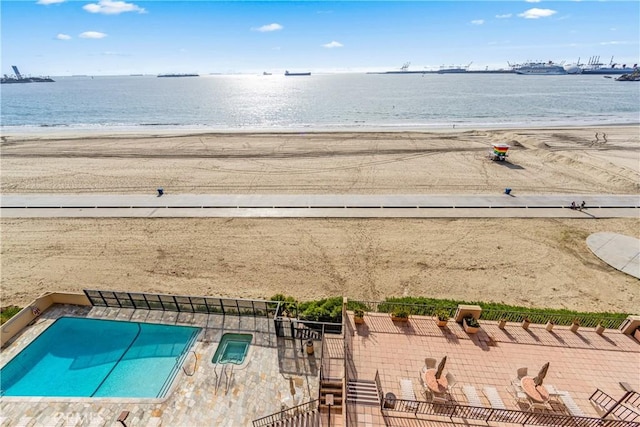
(445, 372, 458, 391)
(528, 400, 550, 412)
(425, 358, 437, 370)
(512, 367, 528, 389)
(506, 384, 529, 406)
(432, 395, 448, 405)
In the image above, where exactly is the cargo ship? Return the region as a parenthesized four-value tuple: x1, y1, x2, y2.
(157, 73, 199, 77)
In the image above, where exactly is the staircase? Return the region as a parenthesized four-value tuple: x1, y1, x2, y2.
(266, 410, 320, 427)
(346, 379, 380, 406)
(319, 380, 343, 414)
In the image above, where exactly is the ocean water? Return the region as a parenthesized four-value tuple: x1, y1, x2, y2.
(1, 73, 639, 132)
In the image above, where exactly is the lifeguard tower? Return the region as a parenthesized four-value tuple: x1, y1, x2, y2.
(490, 144, 510, 161)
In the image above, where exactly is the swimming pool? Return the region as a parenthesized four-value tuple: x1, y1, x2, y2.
(211, 333, 252, 365)
(0, 317, 200, 398)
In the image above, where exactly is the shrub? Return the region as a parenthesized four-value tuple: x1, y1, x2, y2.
(1, 306, 22, 325)
(435, 309, 449, 321)
(464, 315, 480, 328)
(392, 308, 410, 319)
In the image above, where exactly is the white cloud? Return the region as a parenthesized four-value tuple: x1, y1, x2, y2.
(496, 13, 512, 18)
(83, 0, 145, 15)
(252, 23, 283, 32)
(525, 0, 541, 3)
(518, 8, 557, 19)
(600, 41, 626, 45)
(56, 33, 71, 40)
(471, 19, 484, 25)
(37, 0, 65, 4)
(322, 41, 343, 48)
(79, 31, 107, 39)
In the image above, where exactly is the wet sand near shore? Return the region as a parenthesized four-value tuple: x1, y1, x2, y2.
(1, 127, 638, 312)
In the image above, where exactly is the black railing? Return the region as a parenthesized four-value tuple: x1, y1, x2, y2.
(84, 290, 279, 317)
(346, 300, 456, 318)
(592, 389, 640, 422)
(252, 399, 319, 427)
(481, 309, 624, 328)
(384, 398, 640, 427)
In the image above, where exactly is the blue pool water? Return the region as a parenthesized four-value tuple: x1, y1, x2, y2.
(0, 317, 200, 398)
(212, 334, 252, 365)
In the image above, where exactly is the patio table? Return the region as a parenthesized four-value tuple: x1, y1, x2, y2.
(423, 368, 448, 394)
(521, 376, 550, 403)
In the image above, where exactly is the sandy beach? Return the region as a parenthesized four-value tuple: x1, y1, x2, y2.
(1, 126, 639, 312)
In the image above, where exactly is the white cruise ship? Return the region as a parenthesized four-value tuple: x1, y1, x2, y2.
(512, 61, 567, 75)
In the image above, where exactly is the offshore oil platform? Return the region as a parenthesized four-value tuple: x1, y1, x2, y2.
(1, 66, 54, 84)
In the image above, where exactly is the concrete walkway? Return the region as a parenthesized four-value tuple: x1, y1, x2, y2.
(587, 232, 640, 279)
(1, 194, 638, 218)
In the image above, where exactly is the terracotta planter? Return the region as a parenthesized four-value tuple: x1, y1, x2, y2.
(463, 319, 480, 334)
(436, 319, 448, 327)
(545, 321, 554, 332)
(498, 319, 507, 329)
(570, 322, 580, 333)
(522, 319, 531, 330)
(354, 316, 364, 325)
(392, 316, 409, 322)
(595, 324, 605, 335)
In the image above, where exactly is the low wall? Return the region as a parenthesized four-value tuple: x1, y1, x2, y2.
(1, 292, 91, 348)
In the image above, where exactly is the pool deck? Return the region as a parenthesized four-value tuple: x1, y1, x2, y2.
(0, 305, 320, 427)
(2, 304, 639, 426)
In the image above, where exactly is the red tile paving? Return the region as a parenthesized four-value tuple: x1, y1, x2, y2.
(345, 312, 640, 426)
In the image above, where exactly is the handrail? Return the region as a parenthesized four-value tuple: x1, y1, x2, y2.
(252, 399, 319, 427)
(225, 365, 234, 395)
(213, 364, 219, 394)
(182, 350, 198, 376)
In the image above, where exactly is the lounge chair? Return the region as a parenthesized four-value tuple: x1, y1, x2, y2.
(557, 391, 587, 417)
(462, 385, 483, 407)
(483, 386, 506, 409)
(400, 378, 418, 410)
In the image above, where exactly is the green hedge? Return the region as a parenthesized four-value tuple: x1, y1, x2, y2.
(274, 295, 630, 327)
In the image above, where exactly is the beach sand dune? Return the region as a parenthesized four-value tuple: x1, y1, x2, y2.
(1, 127, 638, 312)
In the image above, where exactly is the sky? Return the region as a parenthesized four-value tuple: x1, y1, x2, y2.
(1, 0, 639, 76)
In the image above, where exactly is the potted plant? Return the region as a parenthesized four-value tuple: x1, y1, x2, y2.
(595, 320, 605, 335)
(570, 318, 580, 333)
(435, 309, 449, 327)
(545, 320, 555, 332)
(391, 308, 410, 322)
(354, 308, 365, 325)
(498, 318, 508, 329)
(522, 316, 531, 330)
(463, 315, 480, 334)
